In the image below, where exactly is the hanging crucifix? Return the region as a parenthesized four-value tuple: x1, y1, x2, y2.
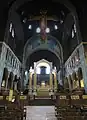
(40, 11, 47, 41)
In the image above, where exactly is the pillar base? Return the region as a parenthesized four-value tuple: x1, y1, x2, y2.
(49, 89, 54, 96)
(28, 88, 32, 95)
(33, 89, 37, 96)
(54, 88, 57, 92)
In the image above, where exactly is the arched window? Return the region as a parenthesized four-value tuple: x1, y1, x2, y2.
(9, 23, 12, 33)
(12, 29, 14, 38)
(9, 23, 15, 38)
(74, 24, 76, 33)
(71, 23, 76, 38)
(78, 67, 84, 88)
(1, 68, 8, 88)
(68, 75, 73, 88)
(72, 29, 74, 38)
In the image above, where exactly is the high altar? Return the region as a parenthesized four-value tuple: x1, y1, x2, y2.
(28, 59, 57, 97)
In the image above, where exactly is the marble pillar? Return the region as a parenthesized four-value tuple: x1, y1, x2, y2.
(68, 76, 72, 91)
(5, 72, 9, 90)
(14, 82, 17, 91)
(34, 71, 37, 90)
(29, 72, 32, 90)
(50, 71, 53, 89)
(33, 63, 37, 94)
(54, 71, 57, 91)
(11, 75, 14, 89)
(49, 63, 53, 91)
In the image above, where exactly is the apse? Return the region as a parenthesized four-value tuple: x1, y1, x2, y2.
(36, 61, 50, 74)
(26, 50, 60, 71)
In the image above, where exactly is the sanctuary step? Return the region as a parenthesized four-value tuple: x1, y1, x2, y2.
(28, 99, 55, 106)
(37, 85, 50, 97)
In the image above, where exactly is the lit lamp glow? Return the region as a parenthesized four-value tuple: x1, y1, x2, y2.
(54, 25, 58, 30)
(12, 98, 15, 103)
(36, 27, 41, 33)
(28, 25, 32, 29)
(25, 71, 27, 76)
(41, 81, 45, 86)
(80, 79, 84, 88)
(45, 28, 50, 33)
(76, 59, 79, 62)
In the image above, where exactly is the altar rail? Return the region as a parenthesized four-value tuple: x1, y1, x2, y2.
(55, 94, 87, 108)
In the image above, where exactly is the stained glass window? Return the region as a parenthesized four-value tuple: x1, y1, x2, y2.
(72, 29, 74, 38)
(74, 24, 76, 33)
(10, 23, 12, 32)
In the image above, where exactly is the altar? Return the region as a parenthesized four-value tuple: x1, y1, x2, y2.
(28, 59, 57, 97)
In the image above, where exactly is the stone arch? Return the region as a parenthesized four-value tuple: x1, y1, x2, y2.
(1, 68, 8, 88)
(25, 49, 60, 72)
(24, 35, 63, 58)
(36, 59, 51, 68)
(23, 35, 63, 69)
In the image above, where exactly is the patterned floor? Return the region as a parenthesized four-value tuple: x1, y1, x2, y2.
(26, 106, 57, 120)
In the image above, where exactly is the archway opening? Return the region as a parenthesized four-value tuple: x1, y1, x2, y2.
(13, 75, 18, 91)
(64, 77, 69, 91)
(68, 75, 73, 90)
(77, 67, 84, 88)
(25, 50, 60, 71)
(72, 72, 78, 90)
(1, 68, 8, 89)
(25, 50, 60, 90)
(8, 72, 13, 89)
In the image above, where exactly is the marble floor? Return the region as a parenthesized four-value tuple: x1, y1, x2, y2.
(26, 106, 57, 120)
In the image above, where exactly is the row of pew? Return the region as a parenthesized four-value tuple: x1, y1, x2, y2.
(55, 91, 87, 120)
(0, 90, 27, 120)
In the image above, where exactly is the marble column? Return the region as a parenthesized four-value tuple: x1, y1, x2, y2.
(14, 82, 17, 91)
(11, 75, 14, 89)
(76, 72, 80, 89)
(29, 72, 32, 90)
(50, 71, 53, 89)
(68, 76, 72, 91)
(5, 72, 9, 90)
(33, 63, 37, 94)
(54, 70, 57, 91)
(49, 63, 53, 91)
(34, 71, 37, 90)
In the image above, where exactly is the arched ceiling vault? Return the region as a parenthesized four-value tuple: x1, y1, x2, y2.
(8, 0, 75, 14)
(26, 50, 60, 71)
(5, 0, 82, 62)
(23, 34, 63, 70)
